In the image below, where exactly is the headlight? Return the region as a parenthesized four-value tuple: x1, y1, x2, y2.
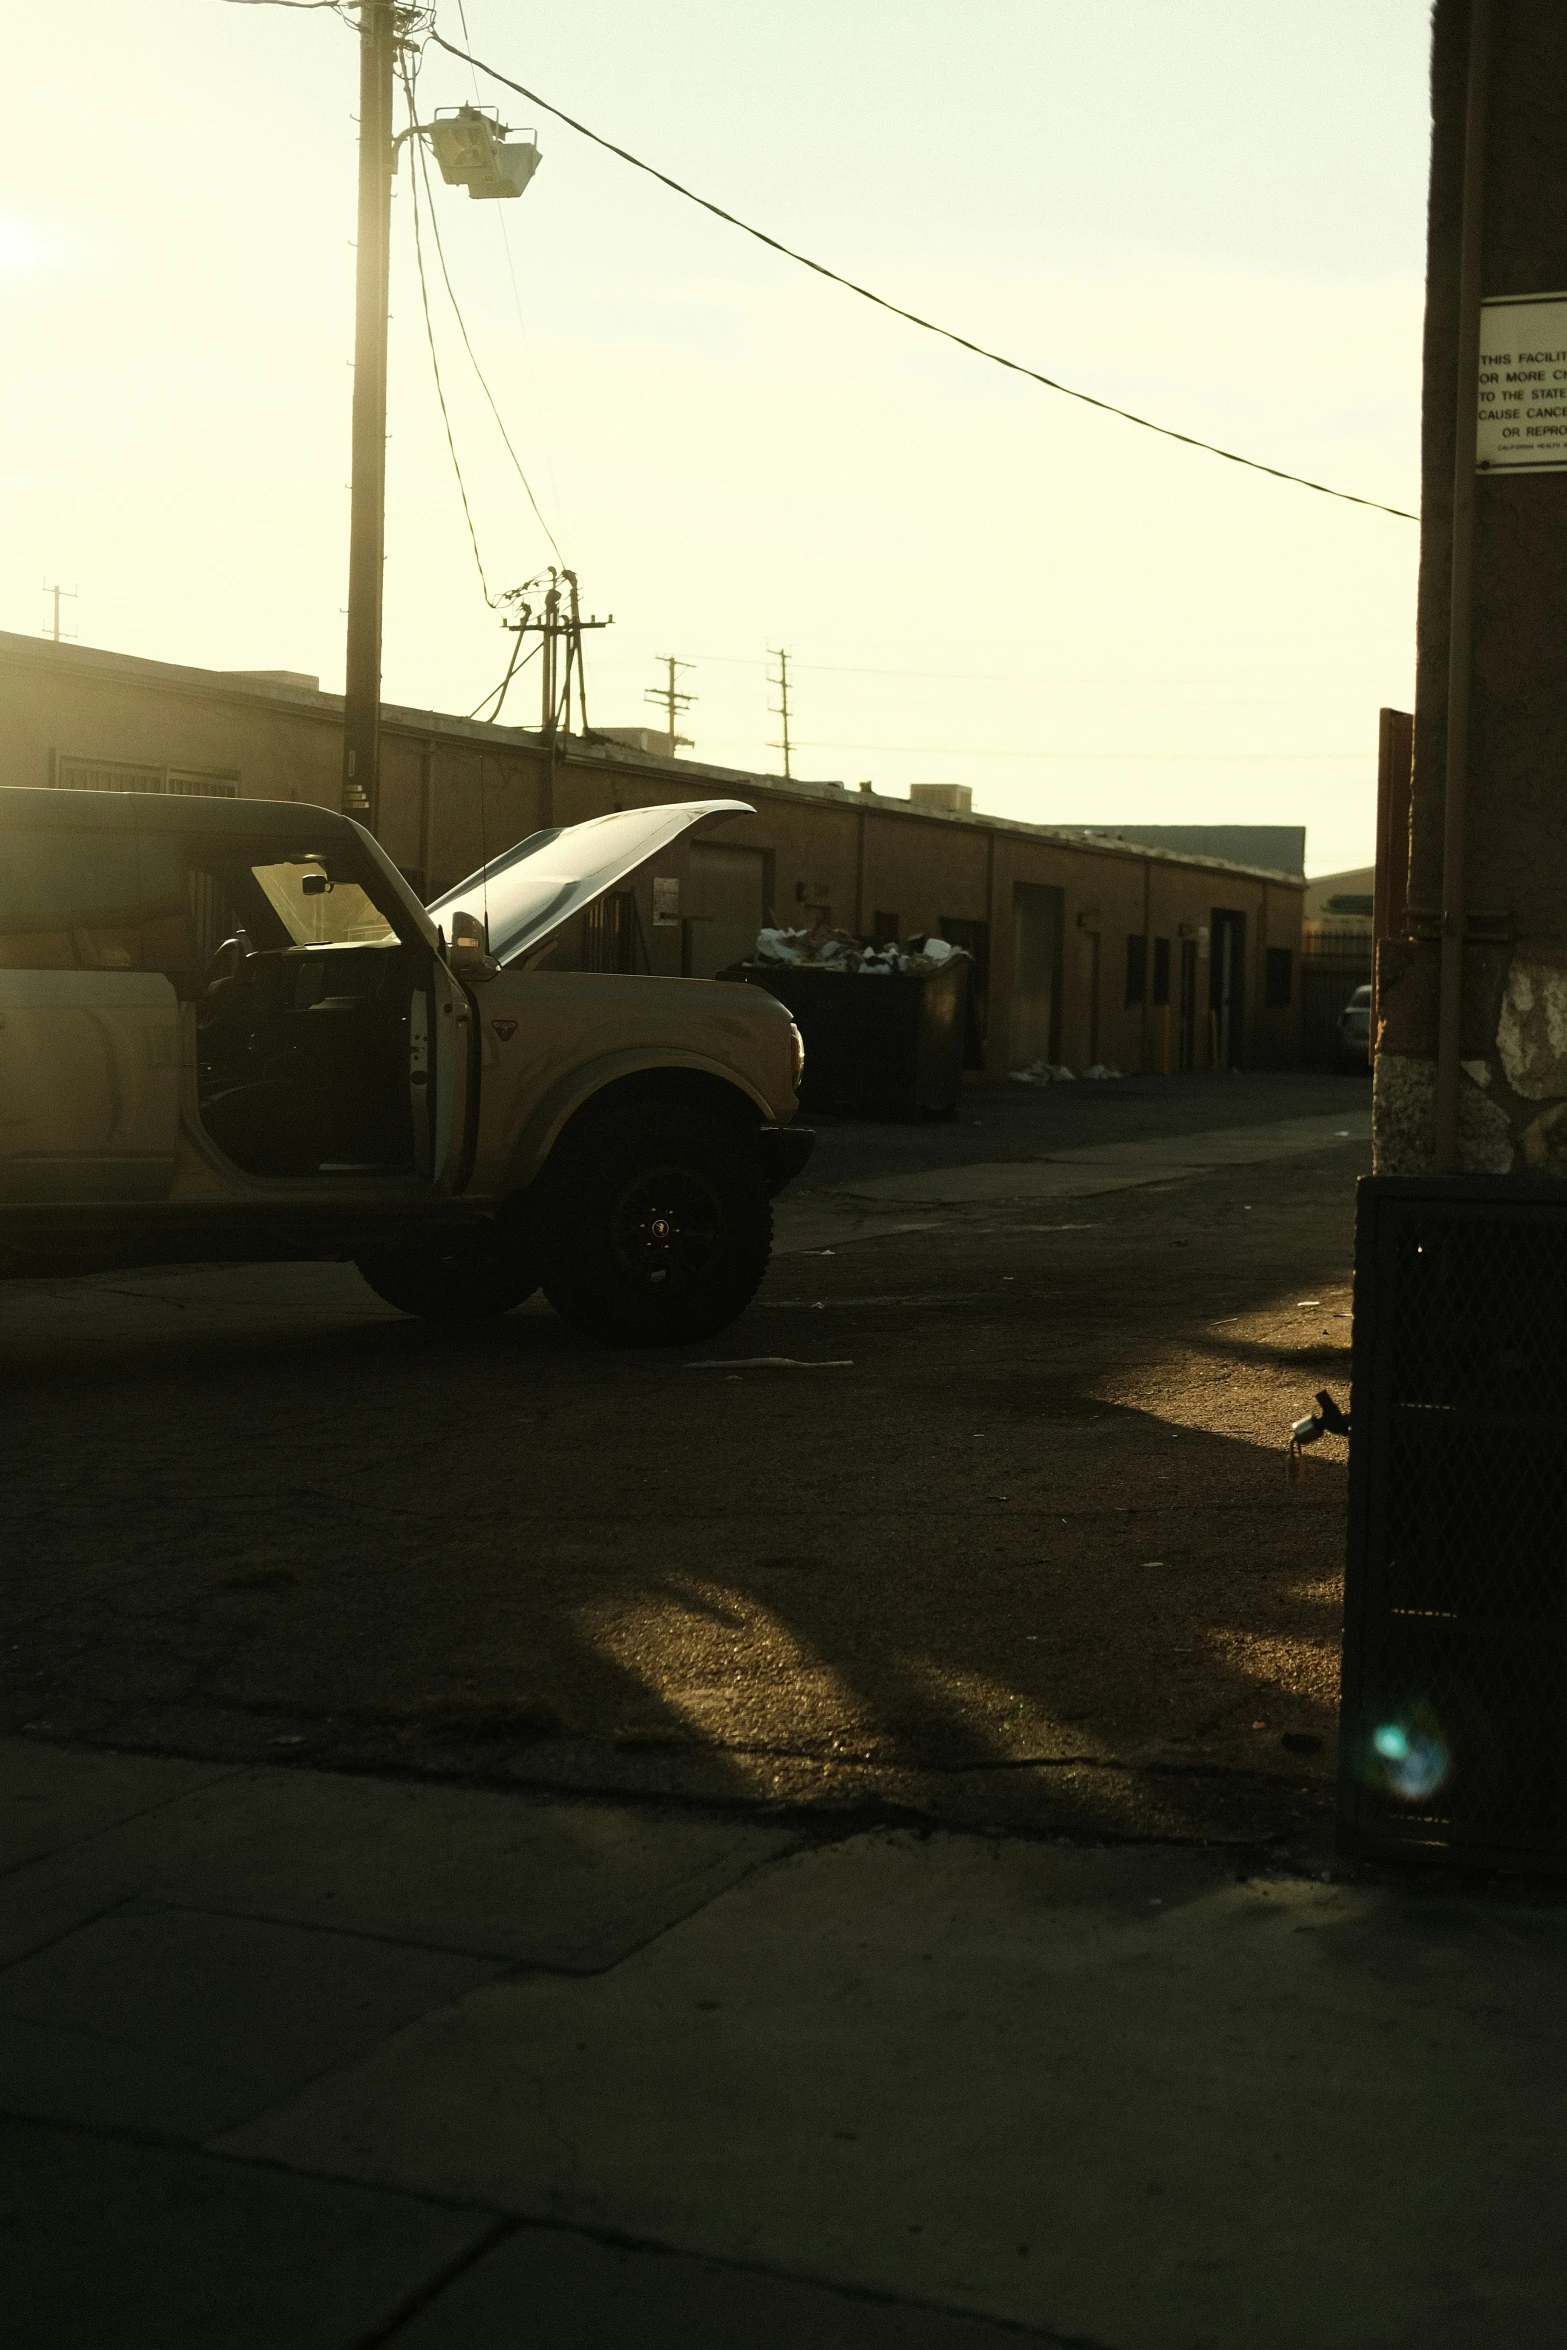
(788, 1020, 805, 1086)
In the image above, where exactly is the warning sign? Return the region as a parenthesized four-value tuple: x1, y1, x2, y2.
(1478, 292, 1567, 474)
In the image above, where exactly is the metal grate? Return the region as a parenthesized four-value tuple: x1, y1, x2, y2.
(166, 770, 239, 798)
(584, 889, 647, 974)
(1300, 945, 1371, 1065)
(52, 754, 239, 798)
(52, 755, 164, 794)
(1340, 1178, 1567, 1870)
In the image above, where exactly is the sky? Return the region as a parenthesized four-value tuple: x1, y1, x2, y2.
(1, 1, 1434, 874)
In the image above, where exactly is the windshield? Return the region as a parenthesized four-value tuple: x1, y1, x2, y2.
(251, 858, 398, 947)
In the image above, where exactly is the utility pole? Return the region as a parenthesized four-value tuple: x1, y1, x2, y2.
(494, 573, 613, 737)
(41, 582, 76, 644)
(768, 647, 794, 780)
(645, 655, 695, 752)
(341, 0, 397, 830)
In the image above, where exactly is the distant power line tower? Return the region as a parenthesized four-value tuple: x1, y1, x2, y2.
(646, 655, 695, 750)
(768, 646, 794, 780)
(42, 581, 77, 643)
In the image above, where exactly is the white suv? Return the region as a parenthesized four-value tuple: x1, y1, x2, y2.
(0, 787, 811, 1342)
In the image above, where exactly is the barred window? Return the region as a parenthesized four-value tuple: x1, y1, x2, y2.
(52, 752, 238, 798)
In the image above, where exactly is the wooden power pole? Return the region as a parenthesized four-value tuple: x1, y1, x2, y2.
(768, 647, 794, 780)
(645, 655, 695, 752)
(342, 0, 397, 830)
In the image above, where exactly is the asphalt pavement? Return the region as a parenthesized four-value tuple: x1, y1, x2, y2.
(6, 1069, 1566, 2346)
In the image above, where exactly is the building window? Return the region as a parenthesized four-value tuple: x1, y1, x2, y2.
(872, 910, 900, 945)
(1266, 946, 1293, 1008)
(1152, 936, 1171, 1007)
(52, 752, 238, 798)
(1125, 932, 1148, 1005)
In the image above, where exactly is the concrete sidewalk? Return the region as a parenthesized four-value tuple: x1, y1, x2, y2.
(4, 1736, 1564, 2347)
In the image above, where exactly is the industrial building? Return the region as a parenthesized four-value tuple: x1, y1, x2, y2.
(0, 631, 1305, 1078)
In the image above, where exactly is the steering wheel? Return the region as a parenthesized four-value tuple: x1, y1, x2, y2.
(202, 935, 251, 992)
(198, 935, 256, 1042)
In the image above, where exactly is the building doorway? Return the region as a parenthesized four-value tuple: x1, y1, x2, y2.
(1078, 925, 1102, 1068)
(1178, 937, 1198, 1071)
(1009, 883, 1063, 1068)
(685, 845, 767, 977)
(1210, 909, 1246, 1069)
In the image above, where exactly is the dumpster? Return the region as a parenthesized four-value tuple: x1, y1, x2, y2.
(723, 955, 973, 1116)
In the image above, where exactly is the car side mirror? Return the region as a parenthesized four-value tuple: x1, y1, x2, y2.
(446, 909, 499, 982)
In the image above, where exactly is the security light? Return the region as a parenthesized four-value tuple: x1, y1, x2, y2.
(427, 105, 541, 202)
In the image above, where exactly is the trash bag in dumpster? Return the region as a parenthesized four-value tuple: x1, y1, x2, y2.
(720, 943, 975, 1116)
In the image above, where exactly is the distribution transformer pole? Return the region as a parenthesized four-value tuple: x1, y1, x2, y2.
(645, 655, 695, 753)
(768, 647, 794, 780)
(342, 0, 397, 830)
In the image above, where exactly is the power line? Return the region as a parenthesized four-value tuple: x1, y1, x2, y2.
(398, 45, 563, 573)
(451, 1, 567, 531)
(786, 742, 1371, 762)
(681, 651, 1374, 691)
(409, 100, 564, 560)
(469, 630, 540, 721)
(401, 67, 496, 603)
(432, 30, 1419, 526)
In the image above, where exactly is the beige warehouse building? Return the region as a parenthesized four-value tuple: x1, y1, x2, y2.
(0, 632, 1304, 1078)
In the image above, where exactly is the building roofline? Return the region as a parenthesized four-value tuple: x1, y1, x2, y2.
(0, 630, 1304, 890)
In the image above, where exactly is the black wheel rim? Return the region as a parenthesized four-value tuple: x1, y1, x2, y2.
(607, 1161, 726, 1293)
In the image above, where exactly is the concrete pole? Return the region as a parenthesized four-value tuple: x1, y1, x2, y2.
(341, 0, 396, 832)
(1432, 0, 1493, 1171)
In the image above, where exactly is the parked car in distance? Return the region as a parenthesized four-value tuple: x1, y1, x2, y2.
(0, 787, 812, 1342)
(1337, 982, 1372, 1075)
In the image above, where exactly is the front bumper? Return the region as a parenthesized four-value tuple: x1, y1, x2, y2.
(755, 1123, 815, 1195)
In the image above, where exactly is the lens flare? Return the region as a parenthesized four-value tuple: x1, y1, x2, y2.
(1370, 1712, 1450, 1802)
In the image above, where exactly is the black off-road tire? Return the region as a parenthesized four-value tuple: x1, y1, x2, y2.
(536, 1106, 772, 1345)
(355, 1226, 539, 1320)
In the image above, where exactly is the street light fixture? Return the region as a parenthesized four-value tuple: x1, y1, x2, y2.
(425, 105, 541, 201)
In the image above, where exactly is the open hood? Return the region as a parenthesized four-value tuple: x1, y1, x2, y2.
(427, 799, 754, 967)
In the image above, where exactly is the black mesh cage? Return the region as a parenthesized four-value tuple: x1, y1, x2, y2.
(1340, 1177, 1567, 1871)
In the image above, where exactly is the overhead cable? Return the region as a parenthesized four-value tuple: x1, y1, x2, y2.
(402, 68, 497, 602)
(788, 742, 1370, 761)
(411, 135, 565, 561)
(470, 630, 540, 722)
(432, 29, 1418, 525)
